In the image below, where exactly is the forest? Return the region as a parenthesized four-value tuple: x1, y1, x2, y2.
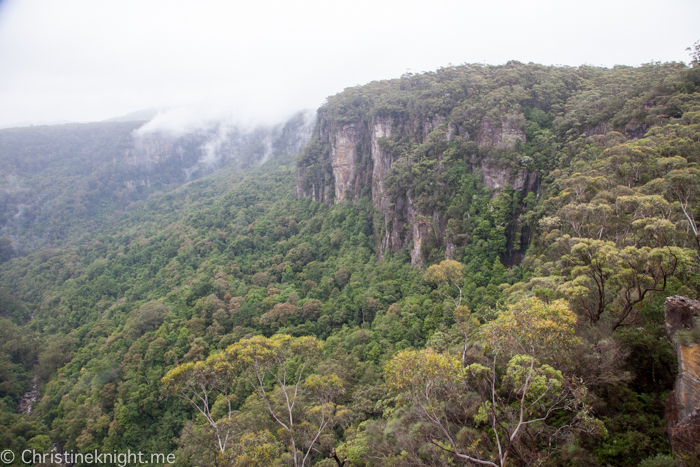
(0, 113, 312, 256)
(1, 56, 699, 466)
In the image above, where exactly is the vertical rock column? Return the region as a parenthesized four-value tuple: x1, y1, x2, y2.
(664, 295, 700, 459)
(370, 117, 393, 257)
(330, 124, 361, 203)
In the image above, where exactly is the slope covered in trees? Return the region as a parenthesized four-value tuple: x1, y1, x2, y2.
(1, 60, 699, 466)
(0, 111, 313, 257)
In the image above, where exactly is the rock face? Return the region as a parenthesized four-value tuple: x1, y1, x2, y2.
(330, 124, 361, 203)
(125, 133, 191, 166)
(479, 161, 537, 191)
(586, 123, 609, 137)
(296, 111, 533, 266)
(370, 117, 392, 213)
(664, 295, 700, 459)
(477, 116, 526, 149)
(370, 117, 396, 255)
(18, 378, 40, 415)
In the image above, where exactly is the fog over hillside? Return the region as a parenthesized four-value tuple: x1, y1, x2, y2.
(0, 109, 314, 252)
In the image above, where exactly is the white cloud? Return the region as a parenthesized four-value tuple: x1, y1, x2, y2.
(0, 0, 698, 127)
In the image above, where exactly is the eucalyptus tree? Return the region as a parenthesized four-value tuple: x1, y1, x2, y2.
(163, 334, 346, 467)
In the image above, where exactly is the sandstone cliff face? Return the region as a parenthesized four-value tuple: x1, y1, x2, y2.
(477, 116, 526, 150)
(370, 117, 393, 213)
(479, 162, 536, 191)
(664, 295, 700, 459)
(125, 133, 191, 166)
(370, 117, 397, 256)
(295, 164, 332, 204)
(369, 115, 449, 266)
(330, 124, 361, 203)
(296, 111, 534, 266)
(475, 116, 530, 191)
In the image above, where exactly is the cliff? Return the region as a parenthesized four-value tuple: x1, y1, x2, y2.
(297, 111, 531, 266)
(664, 296, 700, 460)
(293, 63, 688, 267)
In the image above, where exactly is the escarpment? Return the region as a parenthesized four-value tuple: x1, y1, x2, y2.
(294, 63, 684, 267)
(330, 123, 362, 203)
(664, 296, 700, 459)
(297, 111, 531, 266)
(125, 133, 195, 166)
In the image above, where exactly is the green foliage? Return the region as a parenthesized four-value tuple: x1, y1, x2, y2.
(163, 335, 344, 466)
(0, 113, 311, 254)
(481, 297, 579, 363)
(639, 454, 678, 467)
(2, 60, 700, 466)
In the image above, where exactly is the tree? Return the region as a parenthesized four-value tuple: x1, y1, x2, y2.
(610, 245, 691, 331)
(687, 39, 700, 67)
(229, 430, 282, 467)
(480, 297, 579, 363)
(161, 360, 238, 465)
(425, 259, 464, 308)
(558, 238, 619, 324)
(557, 237, 692, 330)
(454, 304, 479, 366)
(162, 335, 346, 467)
(666, 168, 700, 250)
(385, 351, 602, 466)
(384, 298, 603, 467)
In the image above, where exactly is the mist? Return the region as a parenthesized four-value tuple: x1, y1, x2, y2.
(130, 105, 315, 178)
(0, 0, 698, 128)
(134, 102, 298, 139)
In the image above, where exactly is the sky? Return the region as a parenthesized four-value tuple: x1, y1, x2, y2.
(0, 0, 698, 128)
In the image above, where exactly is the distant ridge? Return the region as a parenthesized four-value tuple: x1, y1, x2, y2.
(102, 108, 160, 122)
(0, 119, 75, 129)
(0, 108, 161, 129)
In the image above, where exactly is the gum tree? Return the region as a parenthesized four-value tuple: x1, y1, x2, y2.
(162, 335, 345, 467)
(384, 298, 604, 466)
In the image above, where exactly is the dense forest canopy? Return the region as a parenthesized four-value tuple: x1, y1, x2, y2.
(1, 59, 699, 466)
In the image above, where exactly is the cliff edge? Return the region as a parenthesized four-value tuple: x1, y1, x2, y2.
(664, 295, 700, 460)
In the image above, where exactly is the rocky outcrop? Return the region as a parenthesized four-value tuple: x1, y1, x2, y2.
(664, 295, 700, 459)
(586, 123, 609, 137)
(480, 162, 536, 191)
(403, 195, 434, 267)
(125, 133, 192, 166)
(418, 115, 446, 142)
(296, 110, 534, 265)
(477, 116, 526, 149)
(624, 119, 648, 140)
(18, 378, 40, 414)
(330, 124, 361, 203)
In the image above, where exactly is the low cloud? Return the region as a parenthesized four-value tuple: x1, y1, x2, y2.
(131, 104, 315, 178)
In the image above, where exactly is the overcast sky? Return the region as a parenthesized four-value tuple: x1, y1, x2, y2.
(0, 0, 698, 128)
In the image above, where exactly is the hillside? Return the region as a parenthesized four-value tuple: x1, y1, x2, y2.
(0, 111, 313, 255)
(0, 61, 699, 466)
